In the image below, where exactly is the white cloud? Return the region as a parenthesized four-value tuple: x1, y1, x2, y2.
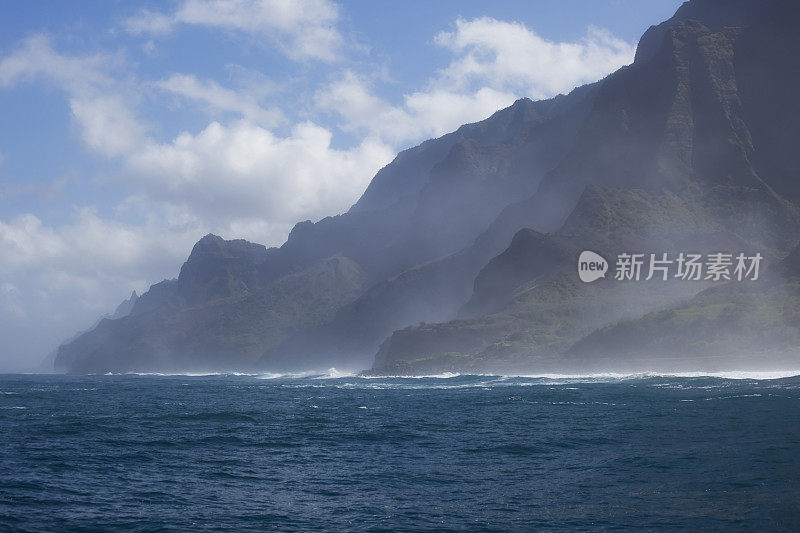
(403, 87, 516, 134)
(0, 36, 394, 241)
(0, 208, 205, 368)
(0, 34, 116, 91)
(0, 20, 636, 246)
(125, 0, 343, 62)
(0, 35, 146, 157)
(0, 209, 194, 279)
(317, 19, 634, 148)
(434, 19, 635, 99)
(316, 71, 516, 145)
(155, 73, 284, 126)
(126, 119, 395, 230)
(69, 96, 147, 157)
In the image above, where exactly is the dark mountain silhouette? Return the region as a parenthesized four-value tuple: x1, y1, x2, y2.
(55, 84, 598, 373)
(55, 0, 800, 374)
(365, 0, 800, 374)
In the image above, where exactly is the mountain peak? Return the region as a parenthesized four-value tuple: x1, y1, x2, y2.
(634, 0, 777, 64)
(185, 234, 267, 264)
(110, 290, 139, 320)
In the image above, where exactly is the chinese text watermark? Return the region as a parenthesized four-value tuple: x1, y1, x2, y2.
(578, 251, 762, 283)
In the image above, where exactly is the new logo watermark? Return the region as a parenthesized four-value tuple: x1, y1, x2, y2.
(578, 251, 762, 283)
(578, 251, 608, 283)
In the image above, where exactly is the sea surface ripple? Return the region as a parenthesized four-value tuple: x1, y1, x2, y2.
(2, 372, 800, 531)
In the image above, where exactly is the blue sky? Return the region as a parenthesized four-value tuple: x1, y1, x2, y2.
(0, 0, 683, 370)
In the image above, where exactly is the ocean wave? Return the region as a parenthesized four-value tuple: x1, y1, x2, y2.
(99, 371, 263, 377)
(360, 371, 465, 379)
(77, 368, 800, 383)
(429, 370, 800, 382)
(358, 370, 800, 382)
(256, 368, 357, 380)
(491, 371, 800, 381)
(319, 370, 800, 390)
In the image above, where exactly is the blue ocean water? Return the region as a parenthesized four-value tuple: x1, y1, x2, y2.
(2, 372, 800, 531)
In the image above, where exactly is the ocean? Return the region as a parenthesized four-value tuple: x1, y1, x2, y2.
(2, 372, 800, 531)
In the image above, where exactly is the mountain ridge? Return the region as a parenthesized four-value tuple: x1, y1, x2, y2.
(54, 0, 800, 375)
(366, 0, 800, 375)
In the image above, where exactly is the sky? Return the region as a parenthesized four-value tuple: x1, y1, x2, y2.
(0, 0, 683, 371)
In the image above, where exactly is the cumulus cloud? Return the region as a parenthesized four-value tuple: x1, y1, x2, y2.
(317, 19, 634, 147)
(316, 71, 517, 145)
(0, 19, 635, 250)
(0, 35, 146, 157)
(0, 37, 395, 244)
(69, 96, 148, 157)
(124, 0, 343, 62)
(434, 18, 635, 99)
(125, 119, 394, 230)
(0, 210, 189, 278)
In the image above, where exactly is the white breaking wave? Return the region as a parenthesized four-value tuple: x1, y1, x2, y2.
(88, 369, 800, 382)
(360, 371, 464, 379)
(94, 371, 265, 377)
(314, 368, 357, 379)
(256, 368, 357, 380)
(505, 370, 800, 381)
(360, 370, 800, 382)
